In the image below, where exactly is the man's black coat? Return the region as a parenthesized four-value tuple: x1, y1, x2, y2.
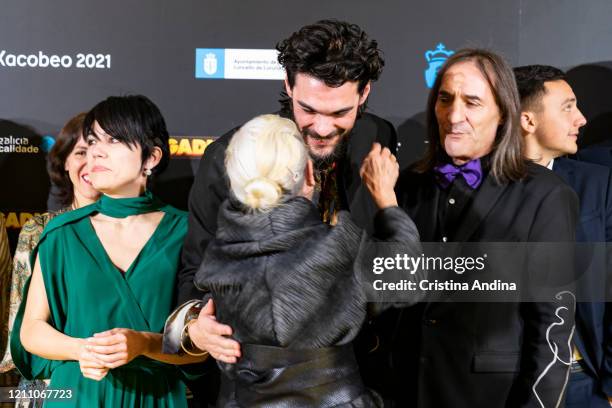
(389, 162, 580, 408)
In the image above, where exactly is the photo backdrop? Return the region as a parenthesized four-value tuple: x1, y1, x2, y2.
(1, 0, 611, 250)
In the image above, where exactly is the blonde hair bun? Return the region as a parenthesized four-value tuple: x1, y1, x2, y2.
(243, 177, 282, 210)
(225, 114, 308, 211)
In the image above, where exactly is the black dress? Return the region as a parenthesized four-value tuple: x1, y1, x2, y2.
(195, 197, 421, 407)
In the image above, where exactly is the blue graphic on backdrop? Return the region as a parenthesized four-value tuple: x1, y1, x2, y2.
(40, 135, 55, 152)
(425, 43, 455, 88)
(195, 49, 225, 79)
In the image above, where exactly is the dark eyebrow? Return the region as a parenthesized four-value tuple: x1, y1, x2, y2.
(561, 97, 576, 105)
(297, 100, 353, 115)
(464, 94, 482, 103)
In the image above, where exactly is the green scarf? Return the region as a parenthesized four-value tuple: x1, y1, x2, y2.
(95, 190, 164, 218)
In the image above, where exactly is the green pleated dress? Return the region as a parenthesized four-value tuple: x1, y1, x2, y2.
(10, 193, 189, 407)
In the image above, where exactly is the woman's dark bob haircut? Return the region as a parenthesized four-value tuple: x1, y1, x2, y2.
(83, 95, 170, 175)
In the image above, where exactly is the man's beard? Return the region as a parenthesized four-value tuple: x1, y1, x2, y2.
(302, 128, 349, 170)
(283, 104, 351, 170)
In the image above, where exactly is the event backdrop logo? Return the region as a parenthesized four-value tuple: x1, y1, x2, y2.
(196, 49, 224, 78)
(41, 135, 55, 152)
(203, 53, 218, 75)
(424, 43, 455, 88)
(195, 48, 284, 80)
(0, 49, 112, 70)
(0, 135, 41, 154)
(0, 211, 44, 229)
(169, 136, 217, 157)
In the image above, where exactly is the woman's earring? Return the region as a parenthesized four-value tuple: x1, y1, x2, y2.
(144, 168, 152, 176)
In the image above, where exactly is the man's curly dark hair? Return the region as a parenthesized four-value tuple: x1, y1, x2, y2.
(277, 19, 384, 100)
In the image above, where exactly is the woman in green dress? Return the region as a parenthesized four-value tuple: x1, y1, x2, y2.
(1, 112, 100, 408)
(11, 95, 206, 407)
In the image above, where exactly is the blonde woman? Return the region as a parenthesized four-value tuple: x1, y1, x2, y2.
(191, 114, 421, 407)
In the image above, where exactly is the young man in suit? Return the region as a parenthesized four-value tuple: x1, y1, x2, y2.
(391, 49, 579, 407)
(514, 64, 612, 407)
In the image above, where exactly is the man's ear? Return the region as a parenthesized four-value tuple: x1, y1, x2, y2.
(358, 81, 371, 105)
(520, 111, 537, 135)
(284, 76, 293, 98)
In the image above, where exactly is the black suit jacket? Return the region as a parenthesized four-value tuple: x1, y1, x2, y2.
(553, 157, 612, 397)
(391, 162, 579, 408)
(176, 112, 397, 305)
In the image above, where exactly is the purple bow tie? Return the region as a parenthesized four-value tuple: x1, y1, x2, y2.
(434, 159, 483, 189)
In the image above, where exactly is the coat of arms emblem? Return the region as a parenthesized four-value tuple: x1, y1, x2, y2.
(425, 43, 454, 88)
(203, 53, 218, 76)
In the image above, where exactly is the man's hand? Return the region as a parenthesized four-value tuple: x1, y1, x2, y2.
(360, 142, 399, 209)
(188, 299, 241, 363)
